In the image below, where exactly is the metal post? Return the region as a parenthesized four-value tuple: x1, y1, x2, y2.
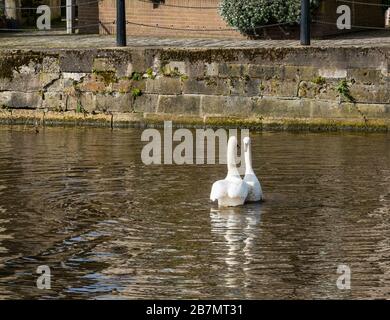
(66, 0, 75, 34)
(300, 0, 311, 46)
(116, 0, 126, 47)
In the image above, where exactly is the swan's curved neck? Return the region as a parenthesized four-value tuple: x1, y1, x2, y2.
(227, 141, 240, 177)
(245, 142, 254, 174)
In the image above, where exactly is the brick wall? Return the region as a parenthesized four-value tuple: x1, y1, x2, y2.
(78, 0, 99, 33)
(78, 0, 386, 38)
(97, 0, 243, 38)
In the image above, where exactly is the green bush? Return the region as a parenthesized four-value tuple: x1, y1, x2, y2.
(220, 0, 321, 34)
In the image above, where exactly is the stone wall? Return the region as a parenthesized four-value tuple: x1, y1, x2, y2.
(0, 47, 390, 131)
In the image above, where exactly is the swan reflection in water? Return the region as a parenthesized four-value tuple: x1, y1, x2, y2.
(210, 204, 262, 297)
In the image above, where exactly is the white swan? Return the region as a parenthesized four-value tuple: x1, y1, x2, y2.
(210, 136, 249, 207)
(243, 136, 263, 202)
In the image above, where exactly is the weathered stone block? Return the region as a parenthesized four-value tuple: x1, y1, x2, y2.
(64, 92, 96, 113)
(319, 68, 347, 79)
(44, 77, 64, 92)
(349, 84, 390, 104)
(253, 97, 309, 118)
(0, 73, 41, 91)
(39, 73, 62, 89)
(60, 52, 93, 73)
(95, 93, 133, 112)
(347, 69, 382, 85)
(205, 62, 219, 77)
(93, 58, 116, 73)
(201, 95, 254, 116)
(353, 103, 390, 118)
(79, 92, 96, 113)
(284, 66, 318, 81)
(229, 79, 245, 96)
(134, 94, 159, 113)
(261, 79, 298, 98)
(0, 91, 42, 109)
(63, 72, 87, 84)
(112, 78, 145, 93)
(42, 56, 61, 73)
(77, 74, 108, 93)
(218, 63, 249, 78)
(186, 61, 205, 78)
(158, 95, 200, 114)
(230, 78, 262, 96)
(0, 62, 58, 92)
(146, 77, 182, 95)
(298, 81, 339, 101)
(42, 92, 66, 111)
(165, 61, 186, 75)
(124, 63, 134, 78)
(65, 95, 78, 111)
(305, 101, 390, 119)
(300, 100, 337, 118)
(248, 65, 281, 80)
(183, 78, 230, 95)
(131, 49, 150, 73)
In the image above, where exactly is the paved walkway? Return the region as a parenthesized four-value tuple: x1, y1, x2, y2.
(1, 30, 390, 49)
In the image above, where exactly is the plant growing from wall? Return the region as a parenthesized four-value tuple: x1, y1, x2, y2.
(76, 102, 86, 114)
(131, 72, 142, 81)
(144, 68, 157, 80)
(92, 69, 118, 85)
(312, 76, 326, 86)
(131, 88, 142, 98)
(219, 0, 321, 35)
(336, 79, 355, 103)
(160, 66, 182, 78)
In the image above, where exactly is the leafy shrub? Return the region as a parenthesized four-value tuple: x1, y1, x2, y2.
(220, 0, 321, 34)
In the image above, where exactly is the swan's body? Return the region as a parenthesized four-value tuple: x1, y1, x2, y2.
(243, 137, 263, 202)
(210, 136, 249, 207)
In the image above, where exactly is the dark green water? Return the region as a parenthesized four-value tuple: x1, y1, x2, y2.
(0, 126, 389, 299)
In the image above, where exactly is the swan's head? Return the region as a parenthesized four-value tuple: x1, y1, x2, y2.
(243, 136, 251, 153)
(228, 136, 238, 153)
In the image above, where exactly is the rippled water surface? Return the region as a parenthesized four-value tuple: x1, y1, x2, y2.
(0, 126, 389, 299)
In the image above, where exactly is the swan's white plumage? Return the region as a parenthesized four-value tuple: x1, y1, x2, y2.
(244, 174, 262, 202)
(243, 137, 263, 202)
(210, 177, 248, 201)
(210, 136, 249, 207)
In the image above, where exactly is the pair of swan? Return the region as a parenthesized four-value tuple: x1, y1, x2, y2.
(210, 136, 263, 207)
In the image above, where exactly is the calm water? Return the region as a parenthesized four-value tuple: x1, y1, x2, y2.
(0, 126, 389, 299)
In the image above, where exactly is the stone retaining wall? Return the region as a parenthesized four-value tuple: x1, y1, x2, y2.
(0, 47, 390, 131)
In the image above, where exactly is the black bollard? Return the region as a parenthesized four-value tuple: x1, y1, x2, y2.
(300, 0, 311, 46)
(116, 0, 127, 47)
